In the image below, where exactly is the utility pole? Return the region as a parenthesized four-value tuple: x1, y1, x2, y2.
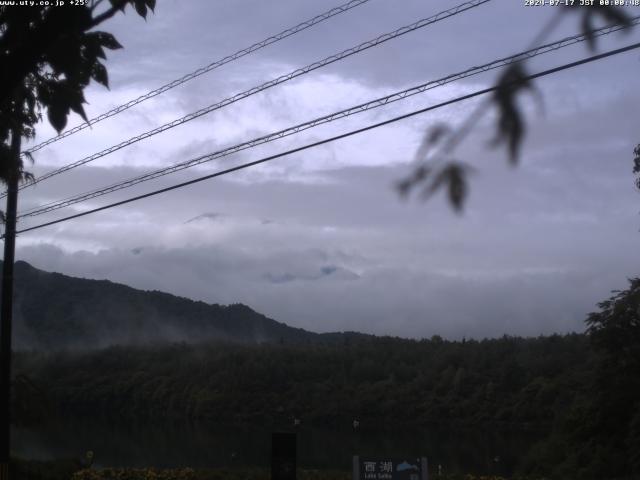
(0, 129, 21, 480)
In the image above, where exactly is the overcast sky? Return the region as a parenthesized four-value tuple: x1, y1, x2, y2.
(10, 0, 640, 339)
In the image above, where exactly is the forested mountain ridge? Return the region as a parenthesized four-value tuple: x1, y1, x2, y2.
(5, 260, 326, 350)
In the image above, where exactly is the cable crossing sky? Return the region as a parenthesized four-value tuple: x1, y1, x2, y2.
(8, 0, 491, 198)
(23, 0, 373, 156)
(17, 18, 638, 219)
(12, 41, 640, 237)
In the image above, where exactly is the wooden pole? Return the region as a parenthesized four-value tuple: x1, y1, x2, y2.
(0, 129, 21, 480)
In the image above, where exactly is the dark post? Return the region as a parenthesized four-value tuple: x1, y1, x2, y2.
(0, 130, 21, 480)
(271, 432, 296, 480)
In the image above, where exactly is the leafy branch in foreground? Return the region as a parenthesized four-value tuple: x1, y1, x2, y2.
(399, 6, 633, 212)
(0, 0, 156, 185)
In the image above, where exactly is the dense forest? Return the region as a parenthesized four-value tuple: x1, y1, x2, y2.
(14, 334, 591, 428)
(8, 264, 640, 479)
(12, 303, 640, 480)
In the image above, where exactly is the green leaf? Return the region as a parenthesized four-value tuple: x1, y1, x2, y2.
(84, 33, 108, 60)
(42, 80, 90, 131)
(133, 0, 148, 18)
(66, 85, 89, 123)
(422, 166, 449, 200)
(20, 170, 35, 185)
(46, 40, 78, 75)
(69, 100, 88, 124)
(569, 6, 632, 51)
(415, 124, 450, 163)
(396, 165, 431, 197)
(582, 14, 595, 52)
(94, 31, 123, 50)
(490, 64, 535, 164)
(426, 124, 449, 146)
(592, 5, 632, 29)
(419, 162, 472, 212)
(91, 63, 109, 88)
(396, 178, 412, 197)
(47, 103, 68, 133)
(446, 164, 468, 212)
(108, 0, 128, 12)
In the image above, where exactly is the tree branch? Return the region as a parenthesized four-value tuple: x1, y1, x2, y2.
(89, 0, 129, 29)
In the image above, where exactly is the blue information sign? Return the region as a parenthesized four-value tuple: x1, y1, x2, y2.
(353, 457, 428, 480)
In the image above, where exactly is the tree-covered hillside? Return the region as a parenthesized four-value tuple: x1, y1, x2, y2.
(7, 261, 320, 349)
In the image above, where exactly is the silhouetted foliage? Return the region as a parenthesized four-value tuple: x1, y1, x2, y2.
(521, 278, 640, 479)
(573, 5, 634, 51)
(489, 64, 538, 164)
(584, 279, 640, 477)
(0, 0, 155, 184)
(401, 6, 634, 211)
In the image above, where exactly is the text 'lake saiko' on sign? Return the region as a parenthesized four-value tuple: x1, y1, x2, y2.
(354, 457, 427, 480)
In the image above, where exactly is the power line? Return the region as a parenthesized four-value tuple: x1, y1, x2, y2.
(12, 41, 640, 237)
(23, 0, 373, 156)
(19, 18, 636, 219)
(8, 0, 490, 197)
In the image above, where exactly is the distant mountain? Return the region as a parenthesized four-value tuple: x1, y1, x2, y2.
(3, 260, 343, 350)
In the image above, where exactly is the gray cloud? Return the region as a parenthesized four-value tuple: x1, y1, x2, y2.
(185, 212, 223, 224)
(9, 0, 640, 340)
(15, 142, 640, 339)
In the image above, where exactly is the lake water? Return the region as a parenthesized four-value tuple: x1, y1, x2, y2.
(12, 419, 542, 476)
